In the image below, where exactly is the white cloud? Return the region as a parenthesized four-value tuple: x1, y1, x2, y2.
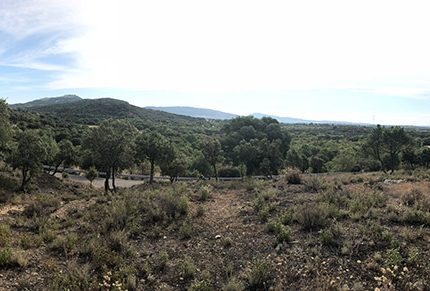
(0, 0, 82, 38)
(2, 0, 430, 105)
(42, 0, 430, 97)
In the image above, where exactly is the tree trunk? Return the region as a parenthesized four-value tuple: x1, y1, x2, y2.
(104, 169, 110, 193)
(20, 168, 27, 191)
(51, 161, 63, 176)
(112, 168, 116, 192)
(213, 164, 218, 181)
(20, 167, 31, 192)
(150, 160, 155, 184)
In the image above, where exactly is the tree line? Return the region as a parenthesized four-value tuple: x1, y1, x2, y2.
(1, 99, 429, 192)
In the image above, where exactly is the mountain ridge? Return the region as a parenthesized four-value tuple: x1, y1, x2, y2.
(10, 95, 372, 126)
(10, 95, 82, 109)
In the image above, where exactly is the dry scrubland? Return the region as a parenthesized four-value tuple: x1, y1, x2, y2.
(0, 170, 430, 290)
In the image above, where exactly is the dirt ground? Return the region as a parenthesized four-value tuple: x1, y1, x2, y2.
(0, 172, 429, 290)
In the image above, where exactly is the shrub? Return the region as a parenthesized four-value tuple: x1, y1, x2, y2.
(303, 176, 324, 192)
(49, 260, 93, 290)
(0, 223, 10, 248)
(0, 248, 28, 269)
(181, 257, 196, 280)
(188, 279, 213, 291)
(156, 251, 169, 271)
(23, 194, 61, 218)
(247, 259, 272, 291)
(51, 233, 78, 257)
(402, 189, 423, 207)
(348, 191, 386, 215)
(199, 185, 212, 202)
(20, 233, 43, 249)
(179, 221, 193, 240)
(319, 188, 348, 208)
(296, 204, 329, 231)
(320, 224, 342, 247)
(285, 170, 302, 184)
(267, 220, 292, 244)
(223, 277, 245, 291)
(178, 196, 190, 216)
(402, 209, 430, 226)
(385, 248, 403, 267)
(196, 205, 205, 217)
(258, 205, 270, 222)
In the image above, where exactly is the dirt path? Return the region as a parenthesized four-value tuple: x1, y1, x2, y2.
(60, 174, 145, 189)
(0, 204, 24, 216)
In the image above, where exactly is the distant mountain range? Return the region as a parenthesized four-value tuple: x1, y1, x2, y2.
(10, 95, 368, 125)
(146, 106, 238, 120)
(10, 95, 82, 109)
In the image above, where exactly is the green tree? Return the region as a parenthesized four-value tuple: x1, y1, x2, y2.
(402, 148, 420, 170)
(8, 130, 47, 191)
(85, 166, 98, 188)
(365, 125, 385, 171)
(40, 133, 59, 172)
(0, 99, 12, 159)
(286, 148, 309, 173)
(382, 126, 411, 173)
(160, 146, 188, 183)
(233, 140, 260, 175)
(136, 131, 170, 184)
(201, 138, 223, 180)
(83, 120, 137, 192)
(421, 148, 430, 168)
(51, 139, 77, 176)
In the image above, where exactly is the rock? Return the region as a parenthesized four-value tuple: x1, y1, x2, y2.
(215, 235, 222, 240)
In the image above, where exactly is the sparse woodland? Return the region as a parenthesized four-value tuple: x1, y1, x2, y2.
(1, 98, 430, 290)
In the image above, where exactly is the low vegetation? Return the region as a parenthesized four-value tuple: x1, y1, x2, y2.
(0, 170, 428, 290)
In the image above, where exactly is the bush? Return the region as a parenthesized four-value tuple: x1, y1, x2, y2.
(196, 205, 205, 217)
(181, 257, 196, 280)
(402, 209, 430, 226)
(199, 185, 212, 202)
(223, 277, 245, 291)
(303, 176, 324, 192)
(20, 234, 43, 249)
(296, 204, 328, 231)
(285, 170, 302, 184)
(319, 188, 348, 208)
(23, 194, 61, 218)
(51, 233, 78, 257)
(179, 221, 193, 240)
(49, 260, 93, 290)
(348, 191, 386, 215)
(0, 249, 28, 269)
(402, 189, 423, 207)
(320, 224, 342, 247)
(385, 248, 403, 267)
(267, 220, 292, 244)
(156, 251, 169, 271)
(247, 259, 272, 290)
(188, 279, 213, 291)
(0, 223, 10, 248)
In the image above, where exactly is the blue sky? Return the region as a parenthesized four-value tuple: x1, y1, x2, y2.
(1, 0, 430, 125)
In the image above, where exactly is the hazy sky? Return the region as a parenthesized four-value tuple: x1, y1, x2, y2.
(1, 0, 430, 125)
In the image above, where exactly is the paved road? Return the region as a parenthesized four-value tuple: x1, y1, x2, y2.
(60, 174, 146, 189)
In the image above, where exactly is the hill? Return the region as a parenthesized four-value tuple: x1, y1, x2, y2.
(14, 98, 211, 126)
(10, 95, 82, 109)
(146, 106, 238, 120)
(251, 113, 309, 124)
(10, 98, 220, 147)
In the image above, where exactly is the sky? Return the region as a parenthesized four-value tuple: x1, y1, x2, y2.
(1, 0, 430, 126)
